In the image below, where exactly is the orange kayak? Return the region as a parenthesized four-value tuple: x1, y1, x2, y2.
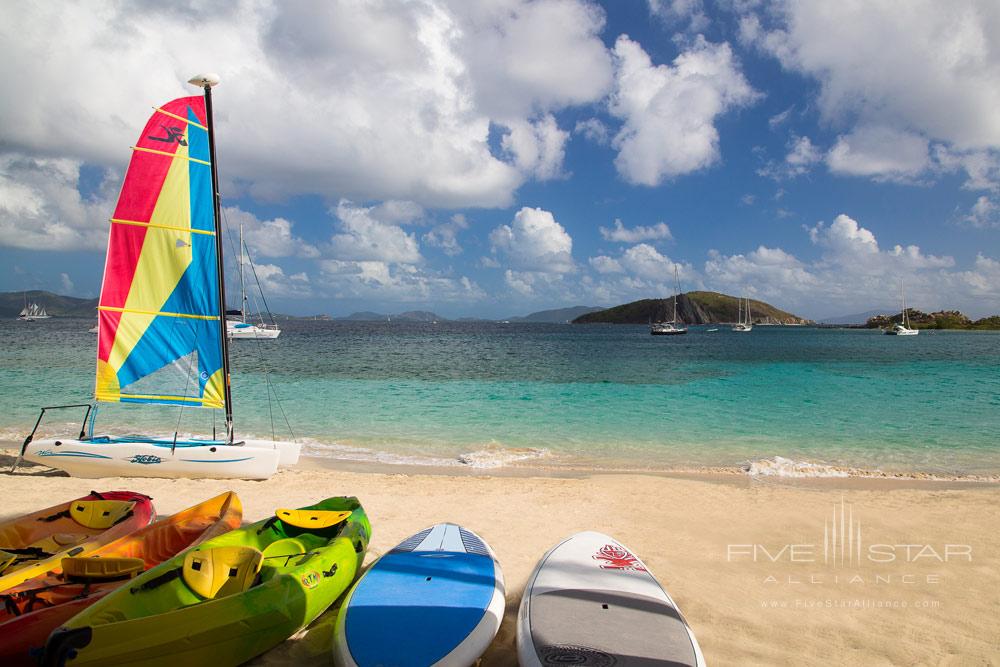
(0, 491, 240, 666)
(0, 490, 154, 593)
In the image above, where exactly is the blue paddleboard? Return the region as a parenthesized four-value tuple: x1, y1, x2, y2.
(333, 523, 505, 667)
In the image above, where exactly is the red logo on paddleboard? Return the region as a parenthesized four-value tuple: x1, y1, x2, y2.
(593, 544, 647, 571)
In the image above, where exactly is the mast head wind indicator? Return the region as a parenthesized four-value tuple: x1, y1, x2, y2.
(188, 73, 221, 88)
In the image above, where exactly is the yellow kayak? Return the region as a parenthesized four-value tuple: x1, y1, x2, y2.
(0, 490, 155, 593)
(43, 496, 369, 667)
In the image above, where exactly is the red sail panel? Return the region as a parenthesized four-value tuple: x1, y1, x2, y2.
(97, 96, 207, 363)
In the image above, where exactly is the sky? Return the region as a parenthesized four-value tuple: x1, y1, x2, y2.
(1, 0, 999, 320)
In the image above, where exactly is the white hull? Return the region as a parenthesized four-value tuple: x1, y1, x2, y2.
(732, 324, 753, 332)
(227, 322, 281, 339)
(23, 436, 300, 480)
(884, 327, 918, 336)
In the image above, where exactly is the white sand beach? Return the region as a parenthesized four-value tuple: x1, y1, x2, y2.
(2, 446, 998, 665)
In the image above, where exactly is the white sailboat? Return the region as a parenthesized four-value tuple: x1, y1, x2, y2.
(17, 293, 50, 321)
(884, 281, 918, 336)
(732, 296, 753, 332)
(16, 75, 299, 480)
(227, 223, 281, 339)
(651, 266, 688, 336)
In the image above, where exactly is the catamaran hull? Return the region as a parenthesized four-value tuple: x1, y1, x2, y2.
(227, 326, 281, 339)
(23, 439, 283, 480)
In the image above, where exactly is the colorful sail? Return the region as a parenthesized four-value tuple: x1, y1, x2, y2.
(95, 96, 224, 408)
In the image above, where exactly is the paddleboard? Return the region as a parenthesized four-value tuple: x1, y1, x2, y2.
(334, 523, 505, 667)
(517, 531, 706, 666)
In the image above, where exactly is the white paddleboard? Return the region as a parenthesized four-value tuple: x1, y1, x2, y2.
(518, 531, 706, 666)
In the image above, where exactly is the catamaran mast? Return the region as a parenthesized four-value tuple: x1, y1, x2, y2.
(192, 73, 235, 443)
(239, 222, 246, 323)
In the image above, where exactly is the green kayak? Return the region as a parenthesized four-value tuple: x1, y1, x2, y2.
(43, 496, 370, 667)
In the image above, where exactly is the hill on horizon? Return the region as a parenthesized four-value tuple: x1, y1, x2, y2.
(0, 290, 98, 318)
(508, 305, 603, 323)
(573, 291, 809, 325)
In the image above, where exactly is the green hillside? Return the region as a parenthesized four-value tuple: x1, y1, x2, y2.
(1, 290, 98, 318)
(572, 291, 809, 325)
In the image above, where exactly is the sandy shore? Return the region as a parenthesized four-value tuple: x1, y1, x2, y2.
(2, 449, 998, 665)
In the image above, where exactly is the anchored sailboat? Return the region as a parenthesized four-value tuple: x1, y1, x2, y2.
(884, 281, 918, 336)
(226, 223, 281, 339)
(17, 293, 50, 321)
(651, 266, 688, 336)
(732, 296, 752, 332)
(17, 75, 299, 480)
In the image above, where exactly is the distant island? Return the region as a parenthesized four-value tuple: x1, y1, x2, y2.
(0, 290, 98, 318)
(507, 305, 604, 323)
(866, 310, 1000, 330)
(573, 292, 809, 325)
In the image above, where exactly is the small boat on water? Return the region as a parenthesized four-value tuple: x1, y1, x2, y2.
(732, 296, 753, 332)
(17, 293, 50, 321)
(16, 75, 298, 480)
(651, 267, 688, 336)
(226, 222, 281, 339)
(884, 281, 918, 336)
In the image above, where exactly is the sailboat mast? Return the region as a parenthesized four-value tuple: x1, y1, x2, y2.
(198, 76, 235, 443)
(672, 266, 678, 325)
(239, 222, 246, 323)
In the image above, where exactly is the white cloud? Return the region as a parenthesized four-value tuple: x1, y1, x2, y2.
(251, 263, 312, 298)
(701, 213, 996, 317)
(574, 118, 610, 145)
(826, 126, 931, 182)
(449, 0, 614, 121)
(320, 258, 485, 302)
(589, 255, 625, 274)
(962, 196, 999, 229)
(599, 218, 673, 243)
(501, 114, 569, 180)
(609, 34, 758, 185)
(490, 207, 574, 273)
(647, 0, 710, 33)
(619, 243, 685, 280)
(0, 1, 616, 212)
(222, 207, 318, 259)
(758, 135, 822, 180)
(329, 200, 422, 264)
(59, 273, 74, 294)
(422, 213, 469, 256)
(0, 154, 115, 251)
(740, 1, 1000, 185)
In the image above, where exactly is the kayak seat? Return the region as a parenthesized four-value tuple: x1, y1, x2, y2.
(69, 500, 136, 529)
(182, 546, 263, 599)
(63, 555, 145, 580)
(275, 509, 351, 530)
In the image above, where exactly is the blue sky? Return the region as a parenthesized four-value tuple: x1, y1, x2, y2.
(1, 1, 998, 319)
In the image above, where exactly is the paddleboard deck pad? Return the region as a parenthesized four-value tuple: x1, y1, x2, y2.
(517, 531, 706, 667)
(334, 523, 505, 667)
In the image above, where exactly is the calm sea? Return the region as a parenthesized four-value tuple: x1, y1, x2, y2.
(2, 319, 998, 476)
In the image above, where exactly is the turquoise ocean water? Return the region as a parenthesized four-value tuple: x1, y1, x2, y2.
(1, 319, 998, 475)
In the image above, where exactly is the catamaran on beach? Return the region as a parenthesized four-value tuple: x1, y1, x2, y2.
(15, 75, 297, 480)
